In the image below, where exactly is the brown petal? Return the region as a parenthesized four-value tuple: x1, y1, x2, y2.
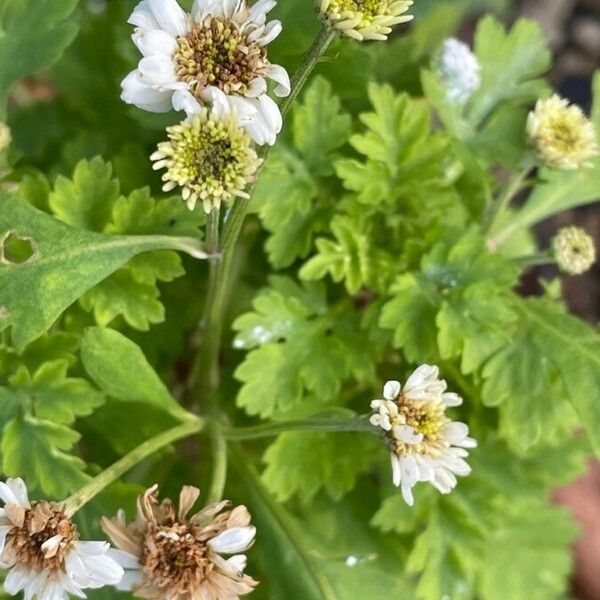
(226, 505, 251, 528)
(5, 504, 25, 528)
(101, 516, 142, 556)
(178, 486, 201, 522)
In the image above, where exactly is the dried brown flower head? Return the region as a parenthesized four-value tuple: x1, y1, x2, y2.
(103, 485, 258, 600)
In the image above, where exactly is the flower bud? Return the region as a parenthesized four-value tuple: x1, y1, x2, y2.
(552, 226, 596, 275)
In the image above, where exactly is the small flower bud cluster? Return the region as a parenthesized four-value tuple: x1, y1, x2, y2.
(552, 226, 596, 275)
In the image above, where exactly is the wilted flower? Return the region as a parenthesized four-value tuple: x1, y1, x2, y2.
(102, 485, 258, 600)
(151, 104, 261, 213)
(0, 478, 124, 600)
(0, 123, 11, 155)
(318, 0, 414, 42)
(435, 38, 481, 104)
(552, 226, 596, 275)
(370, 365, 476, 506)
(122, 0, 290, 145)
(527, 94, 599, 170)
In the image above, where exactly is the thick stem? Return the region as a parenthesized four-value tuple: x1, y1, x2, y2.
(190, 25, 337, 399)
(220, 417, 376, 441)
(64, 418, 204, 517)
(189, 207, 222, 395)
(206, 429, 228, 504)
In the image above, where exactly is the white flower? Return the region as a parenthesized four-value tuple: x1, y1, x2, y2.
(103, 485, 258, 599)
(0, 478, 124, 600)
(122, 0, 290, 146)
(370, 365, 476, 506)
(527, 94, 599, 170)
(435, 38, 481, 104)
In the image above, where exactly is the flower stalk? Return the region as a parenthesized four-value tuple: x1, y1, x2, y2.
(191, 25, 338, 401)
(220, 416, 376, 441)
(64, 417, 204, 517)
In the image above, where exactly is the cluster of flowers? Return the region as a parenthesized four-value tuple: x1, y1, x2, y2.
(0, 479, 257, 600)
(122, 0, 416, 213)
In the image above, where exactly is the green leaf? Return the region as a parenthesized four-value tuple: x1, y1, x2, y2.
(518, 299, 600, 455)
(252, 77, 350, 269)
(252, 148, 320, 268)
(336, 83, 448, 204)
(2, 414, 88, 497)
(300, 215, 375, 294)
(467, 16, 551, 127)
(0, 0, 79, 119)
(0, 357, 102, 496)
(47, 164, 202, 330)
(381, 232, 518, 369)
(479, 509, 577, 600)
(293, 76, 352, 175)
(379, 274, 439, 363)
(49, 157, 119, 231)
(262, 431, 377, 502)
(231, 447, 338, 600)
(0, 193, 205, 349)
(234, 278, 377, 418)
(80, 327, 190, 421)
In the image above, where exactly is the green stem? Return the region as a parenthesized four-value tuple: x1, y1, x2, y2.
(188, 207, 221, 395)
(64, 418, 204, 517)
(513, 252, 554, 268)
(221, 417, 376, 441)
(486, 158, 535, 236)
(206, 428, 228, 504)
(190, 25, 337, 398)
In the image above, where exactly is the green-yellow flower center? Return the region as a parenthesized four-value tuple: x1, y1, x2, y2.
(174, 16, 269, 96)
(152, 110, 260, 213)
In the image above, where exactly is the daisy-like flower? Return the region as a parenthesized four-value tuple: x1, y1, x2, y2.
(527, 94, 599, 170)
(317, 0, 414, 42)
(151, 103, 261, 213)
(370, 365, 477, 506)
(0, 478, 124, 600)
(435, 38, 481, 104)
(122, 0, 290, 146)
(552, 226, 596, 276)
(102, 485, 258, 600)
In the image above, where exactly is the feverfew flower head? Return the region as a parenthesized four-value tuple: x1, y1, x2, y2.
(370, 365, 476, 506)
(552, 226, 596, 275)
(122, 0, 290, 145)
(435, 38, 481, 104)
(527, 94, 599, 170)
(0, 478, 124, 600)
(0, 123, 11, 154)
(318, 0, 414, 42)
(103, 485, 258, 600)
(151, 105, 261, 213)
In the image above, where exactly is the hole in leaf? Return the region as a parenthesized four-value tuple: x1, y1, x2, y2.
(0, 230, 38, 265)
(0, 306, 9, 320)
